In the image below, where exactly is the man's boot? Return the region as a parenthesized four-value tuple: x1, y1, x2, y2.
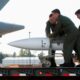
(48, 50, 57, 67)
(60, 59, 75, 67)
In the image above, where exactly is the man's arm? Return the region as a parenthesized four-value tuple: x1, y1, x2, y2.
(52, 21, 61, 37)
(45, 21, 51, 38)
(45, 21, 57, 38)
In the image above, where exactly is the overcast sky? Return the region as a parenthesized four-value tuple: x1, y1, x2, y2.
(0, 0, 80, 55)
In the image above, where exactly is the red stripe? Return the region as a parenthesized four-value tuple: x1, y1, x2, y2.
(62, 73, 70, 76)
(11, 74, 19, 76)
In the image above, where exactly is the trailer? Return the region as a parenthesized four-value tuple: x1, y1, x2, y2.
(1, 54, 79, 76)
(0, 67, 80, 76)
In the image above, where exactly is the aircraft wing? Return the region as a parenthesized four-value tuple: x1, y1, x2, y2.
(0, 22, 24, 37)
(0, 0, 9, 10)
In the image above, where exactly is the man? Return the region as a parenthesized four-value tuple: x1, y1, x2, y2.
(75, 9, 80, 20)
(45, 13, 65, 67)
(45, 14, 57, 67)
(46, 9, 80, 67)
(75, 9, 80, 30)
(75, 9, 80, 67)
(46, 14, 56, 54)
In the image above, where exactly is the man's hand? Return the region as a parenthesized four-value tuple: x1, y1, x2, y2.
(48, 33, 54, 38)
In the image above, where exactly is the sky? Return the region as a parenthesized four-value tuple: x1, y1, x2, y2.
(0, 0, 80, 56)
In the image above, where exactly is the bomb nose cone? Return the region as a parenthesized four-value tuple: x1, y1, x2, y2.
(8, 38, 49, 50)
(8, 39, 28, 49)
(8, 40, 22, 47)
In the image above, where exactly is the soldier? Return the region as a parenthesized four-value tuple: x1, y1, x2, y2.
(75, 9, 80, 20)
(46, 9, 80, 67)
(45, 13, 65, 67)
(75, 9, 80, 67)
(45, 14, 57, 67)
(75, 9, 80, 30)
